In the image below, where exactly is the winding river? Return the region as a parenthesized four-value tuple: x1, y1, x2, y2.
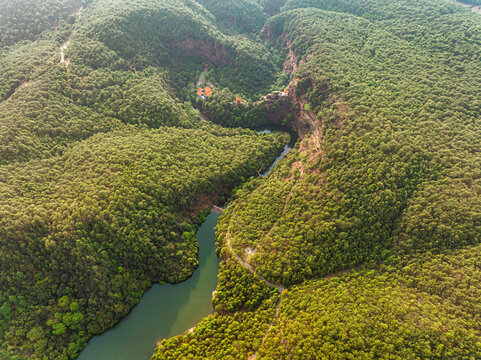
(78, 125, 297, 360)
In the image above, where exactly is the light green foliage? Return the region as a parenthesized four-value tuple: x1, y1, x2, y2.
(0, 39, 58, 101)
(0, 0, 282, 166)
(257, 245, 481, 359)
(153, 1, 481, 359)
(3, 0, 481, 359)
(0, 0, 288, 358)
(0, 126, 283, 359)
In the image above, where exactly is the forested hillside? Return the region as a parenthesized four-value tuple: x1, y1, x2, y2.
(255, 246, 481, 359)
(196, 0, 267, 32)
(0, 126, 283, 359)
(0, 0, 284, 165)
(2, 0, 481, 359)
(68, 0, 282, 97)
(0, 0, 85, 48)
(226, 0, 481, 285)
(155, 0, 481, 359)
(0, 0, 287, 358)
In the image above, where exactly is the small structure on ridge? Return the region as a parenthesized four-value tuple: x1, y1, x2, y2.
(197, 86, 213, 100)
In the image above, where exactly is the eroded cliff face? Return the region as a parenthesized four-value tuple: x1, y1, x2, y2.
(259, 23, 274, 40)
(171, 39, 230, 66)
(261, 91, 294, 124)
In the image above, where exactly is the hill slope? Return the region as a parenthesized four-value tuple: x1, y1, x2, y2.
(154, 1, 481, 359)
(2, 0, 481, 359)
(0, 0, 287, 358)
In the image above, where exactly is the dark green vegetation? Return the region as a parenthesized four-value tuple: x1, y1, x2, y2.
(196, 0, 267, 33)
(0, 126, 283, 359)
(230, 0, 481, 285)
(0, 0, 287, 359)
(3, 0, 481, 359)
(0, 0, 85, 48)
(154, 0, 481, 359)
(203, 88, 267, 127)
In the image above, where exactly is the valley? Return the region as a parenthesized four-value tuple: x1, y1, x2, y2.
(1, 1, 481, 360)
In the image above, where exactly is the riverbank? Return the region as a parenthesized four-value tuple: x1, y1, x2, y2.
(77, 212, 222, 360)
(76, 128, 294, 359)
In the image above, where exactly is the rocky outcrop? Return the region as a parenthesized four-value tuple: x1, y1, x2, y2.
(171, 39, 230, 66)
(263, 93, 293, 124)
(259, 23, 274, 40)
(282, 35, 297, 74)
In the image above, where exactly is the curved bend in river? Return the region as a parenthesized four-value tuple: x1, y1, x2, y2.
(77, 126, 296, 360)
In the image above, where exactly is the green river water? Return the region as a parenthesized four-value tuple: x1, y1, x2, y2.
(77, 211, 221, 360)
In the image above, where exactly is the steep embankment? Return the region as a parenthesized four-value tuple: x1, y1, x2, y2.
(223, 3, 481, 286)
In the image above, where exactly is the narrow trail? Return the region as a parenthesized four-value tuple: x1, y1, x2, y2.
(216, 33, 325, 360)
(4, 7, 84, 103)
(263, 174, 301, 241)
(59, 5, 83, 86)
(2, 80, 36, 102)
(224, 204, 285, 360)
(248, 294, 283, 360)
(302, 110, 322, 150)
(196, 66, 208, 87)
(60, 39, 70, 64)
(225, 218, 284, 292)
(221, 37, 323, 359)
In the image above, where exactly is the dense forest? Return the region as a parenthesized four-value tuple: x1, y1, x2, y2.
(0, 0, 85, 48)
(225, 0, 481, 285)
(2, 0, 481, 359)
(0, 126, 283, 359)
(156, 0, 481, 359)
(0, 0, 287, 358)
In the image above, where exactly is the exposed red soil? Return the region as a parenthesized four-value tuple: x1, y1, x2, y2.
(171, 39, 230, 66)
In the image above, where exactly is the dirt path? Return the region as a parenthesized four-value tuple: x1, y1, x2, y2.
(59, 6, 83, 66)
(224, 206, 285, 360)
(226, 220, 284, 291)
(302, 110, 322, 150)
(196, 66, 208, 87)
(60, 39, 70, 64)
(248, 294, 283, 360)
